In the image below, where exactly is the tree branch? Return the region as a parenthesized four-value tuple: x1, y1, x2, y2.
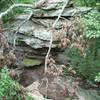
(13, 11, 33, 50)
(52, 0, 70, 27)
(0, 4, 33, 19)
(44, 0, 70, 74)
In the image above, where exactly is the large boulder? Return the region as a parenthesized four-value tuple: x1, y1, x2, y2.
(4, 0, 91, 49)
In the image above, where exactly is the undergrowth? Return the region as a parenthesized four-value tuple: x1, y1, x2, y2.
(0, 67, 23, 99)
(0, 66, 34, 100)
(66, 39, 100, 82)
(75, 0, 100, 7)
(95, 72, 100, 82)
(65, 10, 100, 83)
(0, 0, 38, 23)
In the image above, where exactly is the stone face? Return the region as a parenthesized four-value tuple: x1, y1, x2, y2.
(26, 81, 50, 100)
(20, 67, 100, 100)
(16, 19, 67, 41)
(55, 53, 71, 65)
(5, 18, 67, 49)
(22, 38, 57, 49)
(76, 87, 100, 100)
(39, 76, 69, 100)
(3, 0, 91, 50)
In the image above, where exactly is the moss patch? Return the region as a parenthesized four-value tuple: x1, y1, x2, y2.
(22, 58, 42, 67)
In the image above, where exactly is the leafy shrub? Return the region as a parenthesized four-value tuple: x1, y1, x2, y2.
(0, 67, 23, 100)
(95, 72, 100, 82)
(75, 0, 99, 7)
(65, 10, 100, 82)
(14, 0, 38, 4)
(83, 11, 100, 38)
(0, 67, 34, 100)
(66, 39, 100, 82)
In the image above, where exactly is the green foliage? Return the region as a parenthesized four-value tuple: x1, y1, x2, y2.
(75, 0, 100, 12)
(0, 67, 34, 99)
(14, 0, 38, 4)
(75, 0, 99, 7)
(0, 67, 23, 100)
(0, 0, 38, 23)
(66, 38, 100, 82)
(95, 72, 100, 82)
(0, 0, 13, 12)
(22, 58, 42, 67)
(83, 11, 100, 38)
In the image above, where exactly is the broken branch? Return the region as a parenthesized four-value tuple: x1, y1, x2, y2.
(0, 4, 33, 19)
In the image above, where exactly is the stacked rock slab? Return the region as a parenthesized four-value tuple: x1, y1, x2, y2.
(3, 0, 91, 66)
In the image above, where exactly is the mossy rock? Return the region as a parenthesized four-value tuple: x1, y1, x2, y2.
(22, 58, 42, 67)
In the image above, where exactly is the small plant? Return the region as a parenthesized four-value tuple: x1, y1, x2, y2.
(95, 72, 100, 82)
(0, 66, 23, 100)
